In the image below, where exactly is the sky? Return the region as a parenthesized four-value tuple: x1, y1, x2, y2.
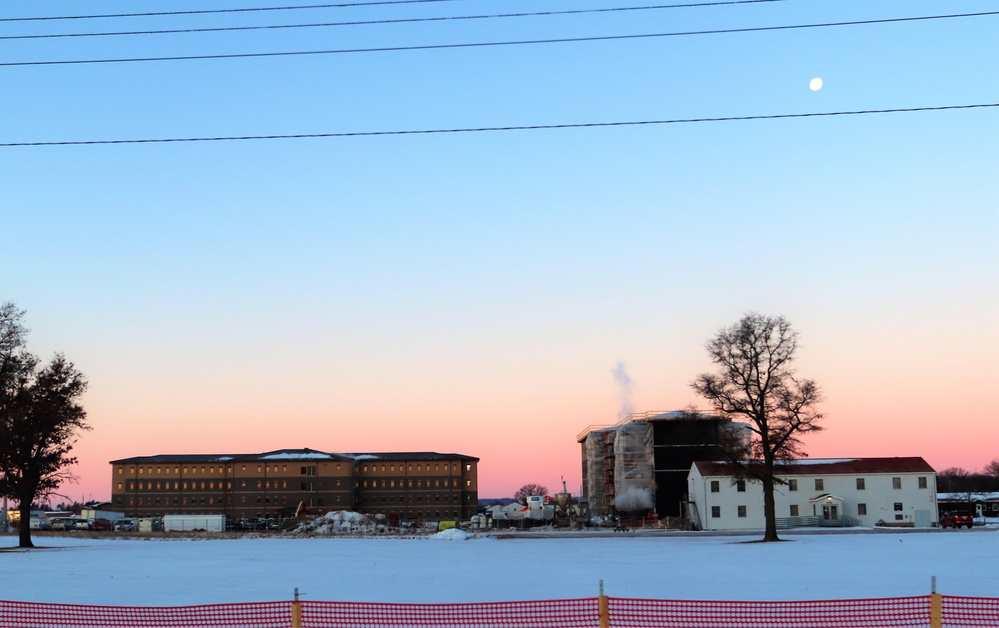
(3, 531, 998, 605)
(1, 0, 996, 504)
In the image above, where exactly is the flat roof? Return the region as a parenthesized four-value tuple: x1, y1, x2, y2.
(110, 449, 477, 464)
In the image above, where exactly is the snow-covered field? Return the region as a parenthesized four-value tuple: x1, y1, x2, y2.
(2, 528, 996, 606)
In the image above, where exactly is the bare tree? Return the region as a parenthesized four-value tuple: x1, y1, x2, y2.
(937, 467, 972, 493)
(0, 303, 90, 548)
(691, 313, 823, 542)
(514, 483, 548, 504)
(985, 459, 999, 478)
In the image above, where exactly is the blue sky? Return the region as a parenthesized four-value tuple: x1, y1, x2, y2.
(1, 1, 996, 501)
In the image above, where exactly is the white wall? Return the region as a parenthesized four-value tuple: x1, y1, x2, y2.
(688, 466, 938, 530)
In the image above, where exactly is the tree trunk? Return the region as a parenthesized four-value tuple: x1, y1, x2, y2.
(761, 457, 780, 542)
(17, 495, 34, 548)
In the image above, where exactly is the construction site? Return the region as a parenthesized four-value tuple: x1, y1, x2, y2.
(577, 411, 749, 524)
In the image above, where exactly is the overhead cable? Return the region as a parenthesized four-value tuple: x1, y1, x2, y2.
(3, 12, 994, 67)
(0, 0, 784, 23)
(2, 104, 994, 147)
(0, 0, 467, 22)
(0, 2, 792, 41)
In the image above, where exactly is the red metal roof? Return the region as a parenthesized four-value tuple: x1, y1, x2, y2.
(692, 457, 935, 476)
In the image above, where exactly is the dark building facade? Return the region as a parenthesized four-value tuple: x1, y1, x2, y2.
(110, 449, 479, 522)
(579, 411, 746, 518)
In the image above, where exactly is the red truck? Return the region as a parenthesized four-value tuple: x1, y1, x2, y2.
(940, 513, 974, 529)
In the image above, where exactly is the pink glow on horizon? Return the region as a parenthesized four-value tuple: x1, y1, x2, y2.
(62, 393, 996, 506)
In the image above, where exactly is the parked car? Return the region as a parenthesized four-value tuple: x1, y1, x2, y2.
(92, 519, 114, 531)
(940, 513, 974, 529)
(73, 519, 92, 531)
(114, 518, 138, 532)
(29, 517, 52, 531)
(50, 518, 75, 531)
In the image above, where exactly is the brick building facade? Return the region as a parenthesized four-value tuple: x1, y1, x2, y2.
(110, 449, 479, 522)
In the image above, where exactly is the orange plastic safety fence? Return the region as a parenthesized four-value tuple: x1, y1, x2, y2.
(0, 600, 289, 627)
(608, 596, 930, 627)
(301, 598, 599, 627)
(2, 595, 997, 628)
(941, 595, 999, 628)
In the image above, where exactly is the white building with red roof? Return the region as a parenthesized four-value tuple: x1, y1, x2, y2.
(687, 457, 938, 531)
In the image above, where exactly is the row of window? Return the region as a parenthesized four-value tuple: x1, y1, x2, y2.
(710, 502, 905, 518)
(361, 463, 473, 474)
(119, 464, 343, 476)
(121, 480, 347, 491)
(119, 461, 475, 476)
(359, 494, 461, 504)
(116, 494, 347, 507)
(120, 477, 471, 492)
(709, 476, 929, 492)
(361, 478, 468, 489)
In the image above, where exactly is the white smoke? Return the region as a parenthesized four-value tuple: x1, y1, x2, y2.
(614, 486, 654, 512)
(612, 361, 635, 420)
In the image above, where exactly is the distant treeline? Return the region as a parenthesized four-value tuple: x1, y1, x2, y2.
(937, 467, 999, 493)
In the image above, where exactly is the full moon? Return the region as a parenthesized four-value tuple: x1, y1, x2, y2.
(809, 77, 824, 91)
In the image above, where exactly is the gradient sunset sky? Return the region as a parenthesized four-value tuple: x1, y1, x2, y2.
(1, 0, 996, 503)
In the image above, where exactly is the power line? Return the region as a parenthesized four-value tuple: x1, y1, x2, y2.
(0, 0, 467, 23)
(0, 2, 791, 41)
(3, 12, 994, 67)
(2, 104, 994, 147)
(0, 0, 789, 25)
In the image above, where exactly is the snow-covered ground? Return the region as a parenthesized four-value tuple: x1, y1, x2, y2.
(2, 528, 996, 606)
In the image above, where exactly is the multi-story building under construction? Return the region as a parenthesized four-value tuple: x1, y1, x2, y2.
(578, 411, 747, 519)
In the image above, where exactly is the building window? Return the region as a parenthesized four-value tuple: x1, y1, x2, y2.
(894, 502, 903, 512)
(711, 506, 720, 518)
(466, 464, 471, 471)
(918, 477, 927, 489)
(815, 479, 824, 491)
(858, 504, 867, 516)
(736, 480, 746, 492)
(892, 477, 902, 490)
(790, 505, 799, 517)
(856, 478, 865, 490)
(788, 479, 797, 491)
(737, 505, 747, 518)
(895, 514, 904, 521)
(465, 480, 471, 487)
(710, 480, 719, 493)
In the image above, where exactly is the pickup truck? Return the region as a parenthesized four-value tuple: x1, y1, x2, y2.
(940, 513, 974, 529)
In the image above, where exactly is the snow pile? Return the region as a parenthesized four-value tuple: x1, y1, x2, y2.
(430, 528, 469, 541)
(292, 510, 386, 535)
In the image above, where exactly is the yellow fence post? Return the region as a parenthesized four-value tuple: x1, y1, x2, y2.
(930, 576, 942, 628)
(292, 587, 302, 628)
(598, 580, 610, 628)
